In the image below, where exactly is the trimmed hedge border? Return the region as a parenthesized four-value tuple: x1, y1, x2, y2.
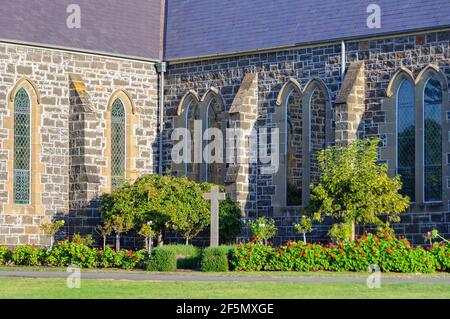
(201, 246, 232, 272)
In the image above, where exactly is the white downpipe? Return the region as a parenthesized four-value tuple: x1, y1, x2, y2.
(341, 40, 346, 81)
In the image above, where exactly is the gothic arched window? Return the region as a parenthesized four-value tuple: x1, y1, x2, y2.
(111, 98, 126, 190)
(205, 96, 226, 185)
(397, 79, 416, 201)
(185, 99, 201, 182)
(423, 76, 443, 202)
(13, 88, 31, 204)
(286, 88, 303, 206)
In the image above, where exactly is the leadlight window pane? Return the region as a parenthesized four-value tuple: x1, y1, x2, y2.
(286, 90, 302, 206)
(424, 76, 443, 202)
(186, 100, 201, 182)
(111, 99, 126, 190)
(397, 80, 415, 201)
(13, 88, 31, 204)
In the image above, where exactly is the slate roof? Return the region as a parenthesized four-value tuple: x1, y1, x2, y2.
(1, 0, 449, 62)
(0, 0, 161, 60)
(164, 0, 450, 60)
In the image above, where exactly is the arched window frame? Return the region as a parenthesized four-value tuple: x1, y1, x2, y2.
(2, 77, 44, 215)
(415, 66, 449, 204)
(202, 88, 227, 184)
(383, 65, 449, 205)
(175, 88, 227, 185)
(273, 78, 333, 213)
(103, 90, 138, 193)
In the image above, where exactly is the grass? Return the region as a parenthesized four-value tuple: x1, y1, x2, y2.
(0, 277, 449, 299)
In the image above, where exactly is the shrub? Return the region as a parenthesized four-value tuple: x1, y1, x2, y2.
(12, 246, 46, 266)
(201, 246, 231, 272)
(46, 241, 97, 268)
(429, 243, 450, 272)
(114, 249, 146, 270)
(248, 217, 277, 243)
(266, 241, 330, 271)
(219, 197, 243, 244)
(0, 246, 11, 265)
(230, 241, 273, 271)
(231, 231, 444, 273)
(97, 245, 116, 268)
(161, 244, 201, 270)
(146, 248, 177, 272)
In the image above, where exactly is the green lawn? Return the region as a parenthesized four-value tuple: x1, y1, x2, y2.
(0, 277, 449, 299)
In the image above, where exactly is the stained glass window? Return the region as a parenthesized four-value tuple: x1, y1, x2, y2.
(424, 76, 442, 202)
(397, 80, 415, 201)
(111, 99, 126, 190)
(13, 88, 31, 204)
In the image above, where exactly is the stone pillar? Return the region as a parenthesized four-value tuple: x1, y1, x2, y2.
(226, 73, 258, 217)
(68, 74, 102, 236)
(335, 62, 366, 146)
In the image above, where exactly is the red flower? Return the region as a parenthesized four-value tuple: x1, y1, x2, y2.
(339, 249, 344, 254)
(360, 251, 365, 255)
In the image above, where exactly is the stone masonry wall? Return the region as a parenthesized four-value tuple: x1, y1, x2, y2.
(0, 42, 158, 246)
(164, 30, 450, 245)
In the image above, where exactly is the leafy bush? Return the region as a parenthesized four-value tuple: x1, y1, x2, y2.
(266, 241, 330, 271)
(230, 231, 444, 273)
(11, 246, 46, 266)
(161, 244, 201, 269)
(429, 243, 450, 272)
(114, 249, 146, 270)
(97, 245, 116, 268)
(230, 241, 273, 271)
(201, 246, 231, 272)
(0, 246, 11, 265)
(219, 197, 243, 244)
(46, 241, 97, 268)
(146, 248, 177, 272)
(248, 217, 277, 243)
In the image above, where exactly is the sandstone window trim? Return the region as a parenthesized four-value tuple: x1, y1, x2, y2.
(103, 89, 138, 193)
(2, 77, 44, 215)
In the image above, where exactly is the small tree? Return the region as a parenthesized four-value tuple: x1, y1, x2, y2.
(248, 217, 277, 243)
(138, 222, 155, 256)
(96, 223, 113, 251)
(100, 184, 136, 251)
(293, 215, 313, 243)
(309, 138, 410, 241)
(105, 215, 133, 252)
(40, 220, 65, 248)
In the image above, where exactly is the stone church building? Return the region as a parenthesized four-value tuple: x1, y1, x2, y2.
(0, 0, 449, 245)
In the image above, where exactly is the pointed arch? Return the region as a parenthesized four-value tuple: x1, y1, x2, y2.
(386, 66, 415, 97)
(177, 90, 200, 116)
(276, 78, 302, 106)
(103, 89, 139, 192)
(107, 89, 136, 115)
(415, 64, 448, 92)
(3, 77, 44, 215)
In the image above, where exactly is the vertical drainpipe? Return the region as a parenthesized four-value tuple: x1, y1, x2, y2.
(341, 40, 346, 81)
(156, 62, 167, 175)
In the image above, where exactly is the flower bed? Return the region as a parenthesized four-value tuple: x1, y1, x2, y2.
(230, 232, 450, 273)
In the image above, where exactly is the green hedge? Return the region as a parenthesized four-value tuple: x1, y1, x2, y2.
(230, 232, 450, 273)
(159, 244, 201, 270)
(146, 248, 177, 272)
(201, 246, 233, 272)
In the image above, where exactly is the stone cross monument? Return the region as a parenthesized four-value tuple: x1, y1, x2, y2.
(203, 186, 226, 247)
